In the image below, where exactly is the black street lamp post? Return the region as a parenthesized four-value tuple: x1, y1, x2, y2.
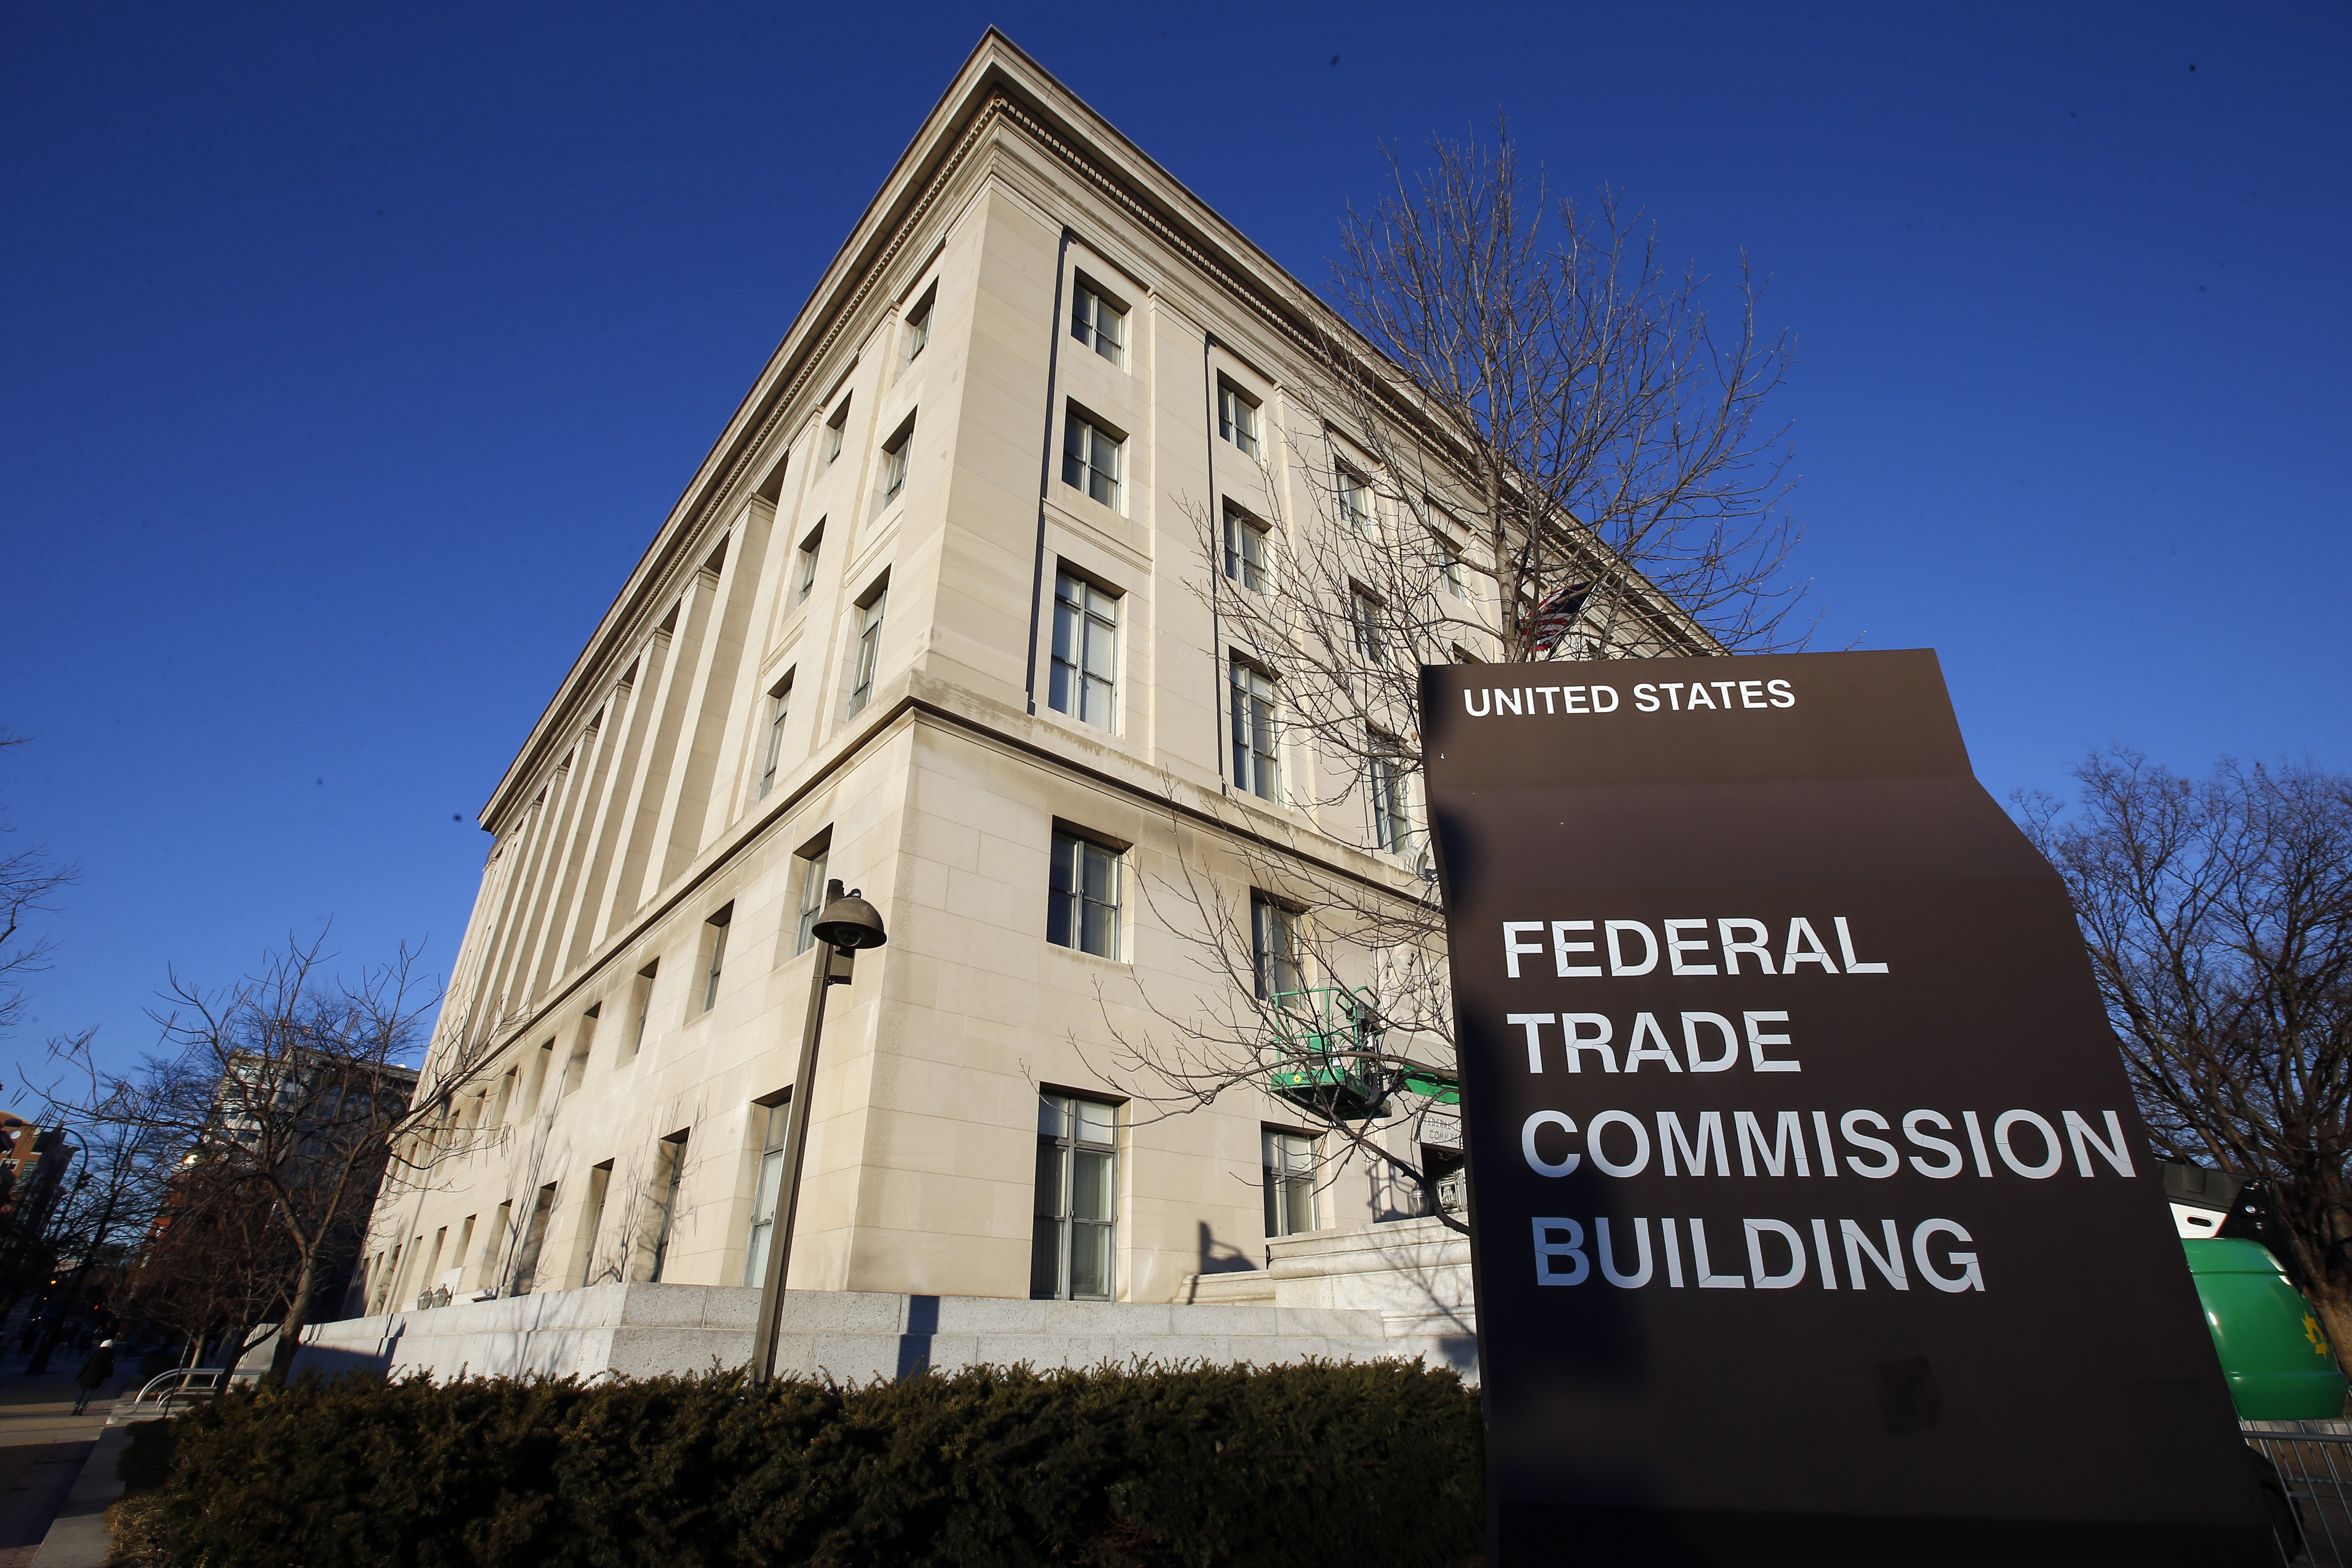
(748, 882, 886, 1386)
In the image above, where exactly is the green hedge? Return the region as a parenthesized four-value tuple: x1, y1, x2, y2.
(127, 1360, 1482, 1567)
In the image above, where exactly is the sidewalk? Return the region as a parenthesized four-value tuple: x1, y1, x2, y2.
(0, 1371, 128, 1568)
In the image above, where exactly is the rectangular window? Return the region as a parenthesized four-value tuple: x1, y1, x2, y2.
(880, 416, 914, 504)
(561, 1009, 595, 1095)
(629, 961, 657, 1057)
(823, 397, 849, 464)
(1032, 1093, 1116, 1301)
(701, 905, 732, 1013)
(1350, 588, 1387, 666)
(646, 1130, 689, 1283)
(1047, 831, 1122, 960)
(1440, 539, 1467, 599)
(573, 1162, 612, 1288)
(794, 844, 832, 955)
(480, 1200, 511, 1294)
(1049, 572, 1118, 730)
(1368, 735, 1410, 854)
(1061, 412, 1122, 510)
(1069, 282, 1126, 364)
(1218, 382, 1259, 458)
(905, 291, 933, 361)
(795, 522, 823, 603)
(743, 1097, 791, 1287)
(1263, 1129, 1318, 1238)
(1222, 508, 1267, 593)
(1337, 467, 1372, 531)
(759, 673, 793, 798)
(512, 1182, 558, 1295)
(1252, 893, 1303, 1000)
(848, 584, 887, 715)
(1229, 660, 1279, 800)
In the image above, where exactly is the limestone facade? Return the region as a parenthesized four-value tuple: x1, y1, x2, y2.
(358, 31, 1490, 1338)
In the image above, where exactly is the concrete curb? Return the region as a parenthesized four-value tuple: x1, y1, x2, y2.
(30, 1424, 130, 1567)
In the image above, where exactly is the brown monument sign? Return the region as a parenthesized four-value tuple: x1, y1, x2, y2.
(1421, 650, 2269, 1565)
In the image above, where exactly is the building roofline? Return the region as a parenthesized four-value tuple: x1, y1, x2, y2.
(477, 29, 1389, 829)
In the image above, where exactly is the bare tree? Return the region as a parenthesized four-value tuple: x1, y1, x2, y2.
(19, 1108, 176, 1371)
(44, 934, 505, 1383)
(125, 1157, 294, 1371)
(0, 730, 76, 1046)
(2018, 750, 2352, 1351)
(1091, 130, 1804, 1229)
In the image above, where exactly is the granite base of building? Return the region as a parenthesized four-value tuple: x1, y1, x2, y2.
(296, 1219, 1477, 1385)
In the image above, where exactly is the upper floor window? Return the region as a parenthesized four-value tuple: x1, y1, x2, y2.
(823, 397, 850, 464)
(1049, 572, 1118, 730)
(1230, 660, 1279, 801)
(796, 521, 824, 603)
(848, 583, 887, 715)
(1069, 282, 1126, 365)
(881, 416, 915, 505)
(758, 673, 793, 798)
(1251, 893, 1303, 1000)
(1337, 467, 1372, 531)
(1350, 588, 1387, 666)
(1264, 1129, 1318, 1238)
(1440, 539, 1467, 599)
(1032, 1093, 1116, 1301)
(1368, 733, 1410, 854)
(1223, 507, 1268, 593)
(1218, 382, 1260, 459)
(793, 842, 831, 956)
(1047, 830, 1122, 960)
(700, 905, 732, 1013)
(904, 289, 934, 361)
(628, 961, 657, 1057)
(1062, 412, 1122, 510)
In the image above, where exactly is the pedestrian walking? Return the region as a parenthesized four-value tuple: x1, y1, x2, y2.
(70, 1339, 113, 1416)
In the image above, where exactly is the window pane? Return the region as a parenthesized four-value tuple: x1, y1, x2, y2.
(1038, 1093, 1067, 1139)
(1030, 1214, 1061, 1299)
(1069, 1221, 1111, 1297)
(1283, 1176, 1314, 1236)
(1047, 834, 1075, 948)
(1074, 1098, 1115, 1144)
(1070, 1148, 1113, 1221)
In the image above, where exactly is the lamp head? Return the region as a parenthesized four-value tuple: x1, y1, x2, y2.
(810, 887, 887, 951)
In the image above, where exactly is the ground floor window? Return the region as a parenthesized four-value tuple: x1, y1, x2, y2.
(1263, 1129, 1318, 1237)
(743, 1098, 790, 1287)
(1032, 1093, 1116, 1300)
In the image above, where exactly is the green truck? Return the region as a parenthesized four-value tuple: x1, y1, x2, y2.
(2168, 1163, 2347, 1422)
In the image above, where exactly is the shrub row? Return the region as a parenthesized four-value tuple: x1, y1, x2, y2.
(127, 1359, 1482, 1567)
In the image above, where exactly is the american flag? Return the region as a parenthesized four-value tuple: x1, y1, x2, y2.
(1522, 581, 1591, 655)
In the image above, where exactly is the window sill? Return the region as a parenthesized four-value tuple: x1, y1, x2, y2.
(1044, 941, 1133, 974)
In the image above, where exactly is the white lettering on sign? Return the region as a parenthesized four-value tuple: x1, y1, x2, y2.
(1462, 685, 1624, 717)
(1501, 917, 1891, 977)
(1533, 1215, 1984, 1292)
(1626, 678, 1796, 714)
(1517, 1106, 2134, 1181)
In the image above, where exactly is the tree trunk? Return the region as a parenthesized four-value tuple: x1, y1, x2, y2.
(264, 1257, 318, 1386)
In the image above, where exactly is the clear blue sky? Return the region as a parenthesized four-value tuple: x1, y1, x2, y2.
(4, 1, 2345, 1077)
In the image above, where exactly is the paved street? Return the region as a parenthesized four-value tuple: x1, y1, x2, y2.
(0, 1371, 124, 1566)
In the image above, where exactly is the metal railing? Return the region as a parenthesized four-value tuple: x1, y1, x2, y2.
(123, 1367, 263, 1417)
(2245, 1423, 2352, 1564)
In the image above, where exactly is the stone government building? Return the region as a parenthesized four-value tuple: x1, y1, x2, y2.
(302, 30, 1532, 1383)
